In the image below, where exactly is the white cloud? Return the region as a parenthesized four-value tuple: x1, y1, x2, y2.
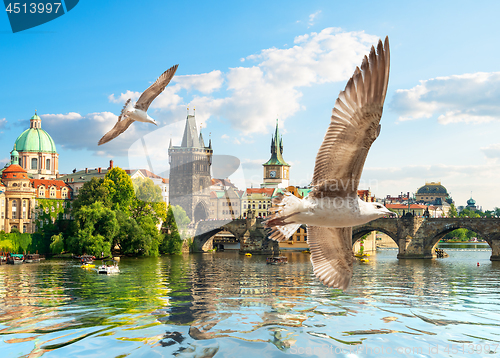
(391, 72, 500, 124)
(481, 143, 500, 159)
(40, 111, 161, 157)
(308, 10, 321, 27)
(108, 90, 141, 104)
(0, 118, 7, 130)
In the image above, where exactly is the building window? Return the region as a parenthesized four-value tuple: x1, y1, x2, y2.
(50, 187, 56, 198)
(46, 159, 50, 171)
(39, 186, 45, 197)
(31, 158, 38, 170)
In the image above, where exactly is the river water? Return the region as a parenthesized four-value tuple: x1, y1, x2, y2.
(0, 247, 499, 357)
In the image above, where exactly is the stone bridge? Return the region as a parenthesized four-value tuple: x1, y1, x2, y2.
(192, 214, 279, 255)
(353, 217, 500, 260)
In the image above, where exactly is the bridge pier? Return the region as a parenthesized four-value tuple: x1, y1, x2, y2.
(489, 240, 500, 261)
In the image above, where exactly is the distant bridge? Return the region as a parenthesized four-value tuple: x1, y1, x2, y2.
(192, 216, 500, 260)
(354, 217, 500, 260)
(192, 216, 279, 254)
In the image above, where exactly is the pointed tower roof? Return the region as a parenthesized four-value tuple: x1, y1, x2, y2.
(199, 132, 205, 147)
(181, 114, 201, 148)
(263, 119, 289, 166)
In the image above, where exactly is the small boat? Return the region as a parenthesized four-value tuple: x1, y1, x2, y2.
(266, 256, 288, 265)
(360, 258, 369, 263)
(302, 250, 311, 254)
(98, 260, 120, 274)
(7, 254, 24, 265)
(81, 262, 95, 269)
(354, 253, 370, 258)
(245, 253, 252, 257)
(25, 254, 40, 263)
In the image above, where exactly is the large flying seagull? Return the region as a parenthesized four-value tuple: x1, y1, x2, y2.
(264, 37, 393, 290)
(98, 64, 178, 145)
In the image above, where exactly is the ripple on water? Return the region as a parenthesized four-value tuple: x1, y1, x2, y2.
(0, 250, 499, 357)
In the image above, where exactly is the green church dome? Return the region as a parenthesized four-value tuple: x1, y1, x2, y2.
(15, 128, 57, 153)
(14, 112, 57, 153)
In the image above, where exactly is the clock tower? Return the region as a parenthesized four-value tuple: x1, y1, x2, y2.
(262, 119, 290, 188)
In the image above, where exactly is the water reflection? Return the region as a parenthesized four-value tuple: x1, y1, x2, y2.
(0, 249, 499, 357)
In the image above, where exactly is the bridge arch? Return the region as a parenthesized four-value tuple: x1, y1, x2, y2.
(192, 221, 242, 252)
(352, 227, 398, 247)
(425, 223, 492, 252)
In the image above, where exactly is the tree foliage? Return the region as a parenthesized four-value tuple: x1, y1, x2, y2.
(447, 204, 458, 218)
(67, 167, 166, 256)
(160, 205, 184, 254)
(50, 233, 65, 254)
(67, 201, 118, 256)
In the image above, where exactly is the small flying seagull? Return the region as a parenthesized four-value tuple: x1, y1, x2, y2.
(264, 37, 393, 291)
(98, 64, 179, 145)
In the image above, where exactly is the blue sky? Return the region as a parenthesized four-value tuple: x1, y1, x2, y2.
(2, 0, 500, 209)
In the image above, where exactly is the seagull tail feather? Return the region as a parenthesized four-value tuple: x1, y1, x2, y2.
(264, 191, 303, 242)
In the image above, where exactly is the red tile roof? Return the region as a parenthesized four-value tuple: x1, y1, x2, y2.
(245, 188, 274, 196)
(31, 179, 72, 190)
(2, 164, 29, 179)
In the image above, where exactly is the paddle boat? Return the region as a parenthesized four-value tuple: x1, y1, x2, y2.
(7, 253, 24, 265)
(98, 260, 120, 274)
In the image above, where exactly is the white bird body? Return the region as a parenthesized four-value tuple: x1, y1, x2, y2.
(270, 192, 391, 228)
(126, 107, 156, 124)
(264, 37, 392, 291)
(98, 64, 178, 145)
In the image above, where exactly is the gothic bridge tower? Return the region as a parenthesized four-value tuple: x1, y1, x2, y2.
(169, 111, 213, 222)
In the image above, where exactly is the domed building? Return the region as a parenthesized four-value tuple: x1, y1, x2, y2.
(11, 112, 59, 179)
(416, 182, 452, 204)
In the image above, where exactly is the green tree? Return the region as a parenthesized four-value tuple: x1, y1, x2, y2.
(67, 202, 118, 256)
(104, 167, 135, 211)
(459, 208, 481, 218)
(49, 233, 65, 254)
(72, 177, 111, 212)
(113, 209, 163, 257)
(131, 178, 167, 224)
(171, 205, 190, 232)
(447, 203, 458, 218)
(160, 205, 183, 254)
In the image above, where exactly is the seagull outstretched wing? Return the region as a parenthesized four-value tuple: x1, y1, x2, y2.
(97, 116, 135, 146)
(307, 226, 354, 290)
(135, 64, 179, 112)
(310, 37, 390, 198)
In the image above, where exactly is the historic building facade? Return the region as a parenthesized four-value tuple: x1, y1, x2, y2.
(12, 112, 59, 179)
(168, 113, 213, 222)
(242, 188, 274, 219)
(0, 164, 35, 233)
(0, 163, 73, 233)
(262, 120, 290, 188)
